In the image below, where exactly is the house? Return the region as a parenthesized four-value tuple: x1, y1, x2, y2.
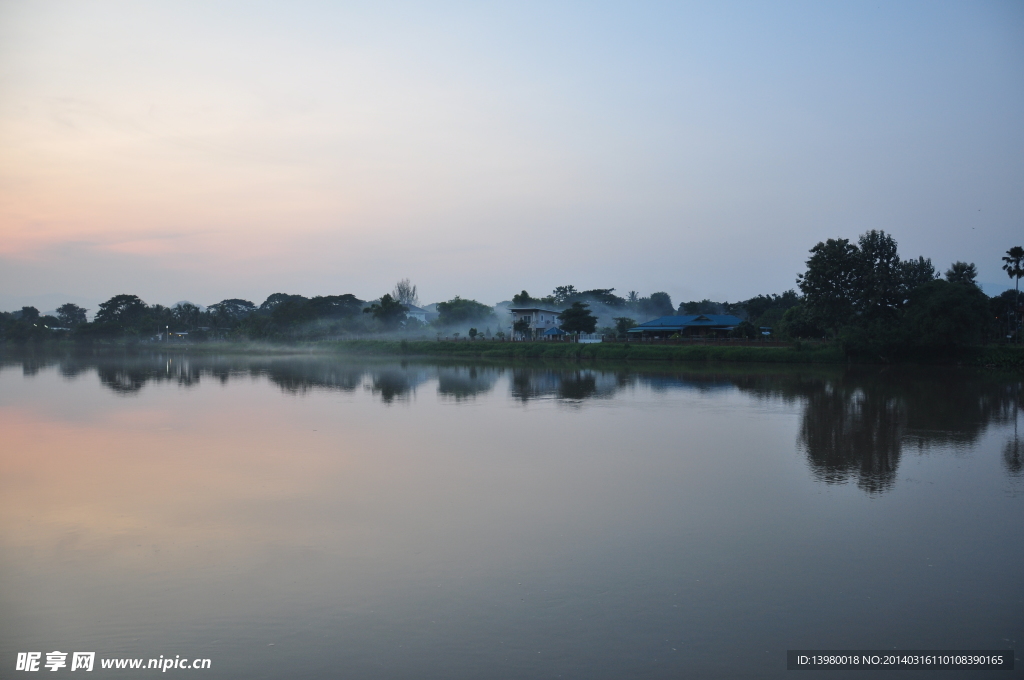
(509, 307, 562, 339)
(405, 304, 438, 324)
(627, 314, 743, 338)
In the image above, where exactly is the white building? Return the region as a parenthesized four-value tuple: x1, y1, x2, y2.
(404, 304, 438, 324)
(509, 307, 561, 339)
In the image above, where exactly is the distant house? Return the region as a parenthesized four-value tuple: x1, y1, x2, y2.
(627, 314, 742, 338)
(509, 307, 562, 339)
(405, 304, 438, 324)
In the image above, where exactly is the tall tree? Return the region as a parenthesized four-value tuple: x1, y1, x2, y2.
(646, 292, 674, 317)
(578, 289, 625, 307)
(172, 302, 201, 331)
(512, 291, 536, 306)
(96, 294, 148, 327)
(259, 293, 306, 311)
(901, 256, 937, 292)
(613, 317, 637, 336)
(307, 295, 363, 318)
(363, 294, 407, 329)
(944, 261, 978, 286)
(797, 238, 861, 337)
(557, 302, 597, 334)
(56, 303, 88, 327)
(552, 285, 578, 305)
(857, 230, 905, 320)
(681, 299, 719, 315)
(1003, 246, 1024, 343)
(903, 279, 991, 349)
(743, 291, 800, 324)
(208, 299, 256, 321)
(392, 279, 419, 306)
(435, 297, 494, 325)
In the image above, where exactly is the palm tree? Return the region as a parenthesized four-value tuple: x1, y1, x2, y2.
(1003, 246, 1024, 343)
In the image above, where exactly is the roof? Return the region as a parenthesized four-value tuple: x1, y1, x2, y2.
(627, 314, 743, 332)
(509, 307, 561, 314)
(542, 326, 568, 335)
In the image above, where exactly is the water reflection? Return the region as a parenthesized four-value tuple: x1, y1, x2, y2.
(728, 369, 1021, 494)
(437, 365, 498, 401)
(1005, 438, 1023, 477)
(510, 368, 619, 402)
(798, 384, 904, 493)
(4, 352, 1021, 492)
(366, 366, 434, 403)
(264, 360, 365, 394)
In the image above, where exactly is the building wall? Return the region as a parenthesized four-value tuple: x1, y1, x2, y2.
(510, 309, 560, 338)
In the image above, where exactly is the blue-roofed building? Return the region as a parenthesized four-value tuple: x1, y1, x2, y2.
(627, 314, 743, 338)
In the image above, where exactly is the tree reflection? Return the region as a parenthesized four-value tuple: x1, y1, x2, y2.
(509, 367, 618, 403)
(96, 366, 151, 394)
(436, 366, 498, 401)
(7, 351, 1022, 491)
(1004, 438, 1023, 477)
(1004, 400, 1022, 478)
(557, 372, 598, 400)
(733, 368, 1022, 494)
(265, 362, 365, 394)
(96, 360, 204, 394)
(798, 383, 904, 493)
(510, 368, 559, 402)
(366, 367, 432, 404)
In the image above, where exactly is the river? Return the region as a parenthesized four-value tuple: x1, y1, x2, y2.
(1, 353, 1020, 678)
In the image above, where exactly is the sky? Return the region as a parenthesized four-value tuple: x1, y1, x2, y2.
(1, 1, 1022, 313)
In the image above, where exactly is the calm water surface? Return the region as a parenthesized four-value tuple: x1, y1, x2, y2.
(1, 353, 1021, 679)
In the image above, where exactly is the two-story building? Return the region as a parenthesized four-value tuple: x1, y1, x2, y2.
(509, 307, 562, 340)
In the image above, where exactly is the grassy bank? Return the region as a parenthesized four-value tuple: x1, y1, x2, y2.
(964, 344, 1024, 370)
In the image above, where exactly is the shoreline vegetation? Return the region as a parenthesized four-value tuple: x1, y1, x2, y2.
(4, 339, 1023, 370)
(3, 235, 1022, 369)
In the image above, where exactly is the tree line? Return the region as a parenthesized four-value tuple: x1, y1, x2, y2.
(783, 233, 1021, 355)
(2, 236, 1021, 351)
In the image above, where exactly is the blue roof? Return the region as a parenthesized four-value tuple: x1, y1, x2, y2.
(542, 326, 568, 335)
(627, 314, 743, 332)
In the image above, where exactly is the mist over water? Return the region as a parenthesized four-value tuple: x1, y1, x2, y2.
(1, 352, 1021, 678)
